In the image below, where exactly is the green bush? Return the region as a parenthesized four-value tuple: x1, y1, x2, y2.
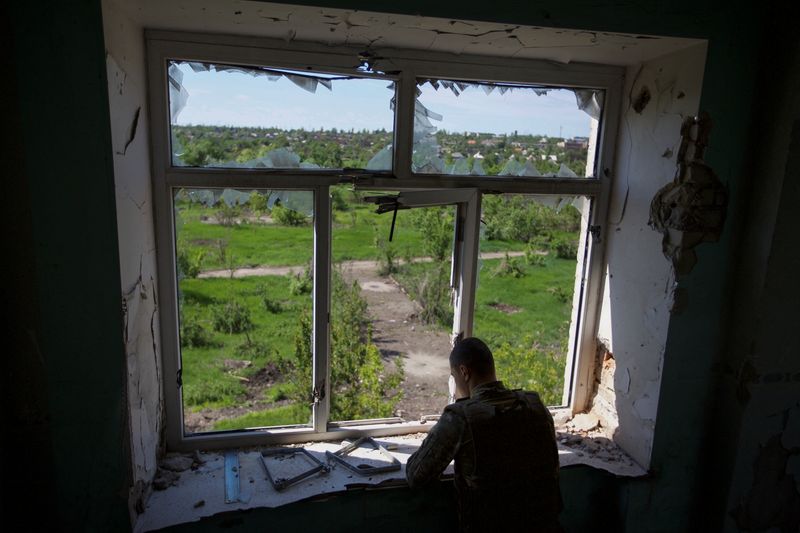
(272, 204, 308, 226)
(249, 191, 269, 214)
(216, 203, 241, 226)
(212, 301, 254, 334)
(491, 252, 526, 278)
(177, 247, 205, 279)
(492, 337, 567, 406)
(552, 237, 578, 260)
(288, 272, 403, 420)
(289, 266, 313, 295)
(179, 314, 214, 348)
(256, 283, 283, 313)
(330, 186, 350, 212)
(374, 229, 398, 276)
(417, 265, 453, 326)
(482, 195, 582, 243)
(408, 206, 453, 262)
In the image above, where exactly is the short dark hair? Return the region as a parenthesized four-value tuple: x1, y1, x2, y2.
(449, 337, 495, 376)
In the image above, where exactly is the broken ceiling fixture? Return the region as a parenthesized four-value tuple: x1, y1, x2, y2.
(260, 447, 329, 491)
(649, 112, 728, 275)
(325, 437, 401, 475)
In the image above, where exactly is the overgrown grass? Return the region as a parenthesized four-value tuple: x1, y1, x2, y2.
(179, 275, 309, 410)
(212, 404, 311, 431)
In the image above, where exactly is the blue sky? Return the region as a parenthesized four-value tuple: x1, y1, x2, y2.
(173, 63, 593, 139)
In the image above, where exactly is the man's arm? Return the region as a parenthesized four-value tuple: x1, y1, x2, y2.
(405, 408, 465, 488)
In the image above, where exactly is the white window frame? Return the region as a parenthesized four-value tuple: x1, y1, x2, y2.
(146, 30, 623, 451)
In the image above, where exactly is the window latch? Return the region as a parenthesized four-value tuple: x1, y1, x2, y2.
(312, 379, 326, 404)
(589, 225, 602, 243)
(176, 368, 183, 388)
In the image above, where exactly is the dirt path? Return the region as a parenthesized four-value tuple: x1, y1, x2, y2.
(198, 251, 525, 279)
(339, 266, 453, 421)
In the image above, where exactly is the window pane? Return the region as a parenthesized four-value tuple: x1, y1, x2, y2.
(174, 188, 314, 433)
(168, 61, 395, 170)
(412, 79, 601, 178)
(329, 186, 455, 422)
(474, 194, 587, 406)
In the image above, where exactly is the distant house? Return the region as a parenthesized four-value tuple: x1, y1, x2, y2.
(451, 152, 464, 159)
(473, 152, 485, 159)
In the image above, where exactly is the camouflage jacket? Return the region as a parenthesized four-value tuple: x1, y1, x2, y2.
(406, 381, 562, 532)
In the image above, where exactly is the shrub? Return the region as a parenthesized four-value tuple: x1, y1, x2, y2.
(552, 237, 578, 260)
(179, 314, 214, 348)
(492, 337, 567, 406)
(289, 266, 313, 295)
(287, 272, 403, 420)
(491, 252, 526, 278)
(249, 191, 269, 214)
(212, 301, 253, 334)
(330, 186, 350, 212)
(374, 229, 398, 276)
(177, 247, 205, 279)
(417, 265, 453, 326)
(272, 204, 307, 226)
(236, 338, 269, 360)
(525, 248, 548, 267)
(551, 286, 571, 304)
(216, 203, 241, 226)
(408, 206, 453, 262)
(256, 284, 283, 313)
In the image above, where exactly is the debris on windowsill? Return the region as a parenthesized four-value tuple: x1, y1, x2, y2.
(554, 414, 646, 477)
(136, 431, 643, 531)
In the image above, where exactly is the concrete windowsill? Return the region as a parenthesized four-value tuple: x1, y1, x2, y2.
(135, 433, 645, 532)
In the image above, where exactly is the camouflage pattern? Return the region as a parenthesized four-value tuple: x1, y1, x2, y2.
(406, 381, 562, 532)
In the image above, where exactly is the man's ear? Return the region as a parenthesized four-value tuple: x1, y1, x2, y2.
(458, 364, 470, 382)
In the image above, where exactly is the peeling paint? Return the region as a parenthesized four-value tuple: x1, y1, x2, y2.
(730, 420, 800, 531)
(649, 112, 728, 275)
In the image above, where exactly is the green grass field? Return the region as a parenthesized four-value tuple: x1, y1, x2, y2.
(176, 188, 580, 429)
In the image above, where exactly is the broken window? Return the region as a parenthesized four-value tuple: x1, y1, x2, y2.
(412, 79, 602, 178)
(173, 188, 315, 433)
(474, 194, 587, 406)
(148, 33, 617, 448)
(330, 188, 457, 423)
(168, 61, 395, 171)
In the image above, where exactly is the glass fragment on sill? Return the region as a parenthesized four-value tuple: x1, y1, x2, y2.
(167, 61, 394, 171)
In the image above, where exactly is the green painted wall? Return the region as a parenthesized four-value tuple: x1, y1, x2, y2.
(7, 0, 784, 530)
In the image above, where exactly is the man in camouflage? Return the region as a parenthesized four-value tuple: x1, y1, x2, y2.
(406, 337, 562, 532)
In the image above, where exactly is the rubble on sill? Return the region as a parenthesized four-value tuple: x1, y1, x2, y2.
(135, 427, 644, 531)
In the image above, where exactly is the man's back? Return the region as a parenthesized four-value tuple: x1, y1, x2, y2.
(407, 381, 561, 532)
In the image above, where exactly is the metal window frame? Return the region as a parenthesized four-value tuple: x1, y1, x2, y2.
(146, 30, 622, 451)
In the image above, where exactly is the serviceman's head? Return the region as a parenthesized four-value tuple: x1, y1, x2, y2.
(449, 337, 497, 399)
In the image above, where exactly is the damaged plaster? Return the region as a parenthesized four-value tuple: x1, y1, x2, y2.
(109, 0, 702, 67)
(103, 1, 163, 522)
(595, 43, 707, 467)
(649, 112, 728, 275)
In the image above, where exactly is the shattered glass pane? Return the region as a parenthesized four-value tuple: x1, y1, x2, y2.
(412, 79, 603, 178)
(476, 194, 589, 406)
(173, 188, 315, 434)
(168, 61, 394, 171)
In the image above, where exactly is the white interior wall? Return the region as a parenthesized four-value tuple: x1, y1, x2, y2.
(102, 0, 162, 517)
(596, 43, 707, 467)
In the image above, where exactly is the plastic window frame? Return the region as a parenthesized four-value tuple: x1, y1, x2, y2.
(146, 30, 623, 451)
